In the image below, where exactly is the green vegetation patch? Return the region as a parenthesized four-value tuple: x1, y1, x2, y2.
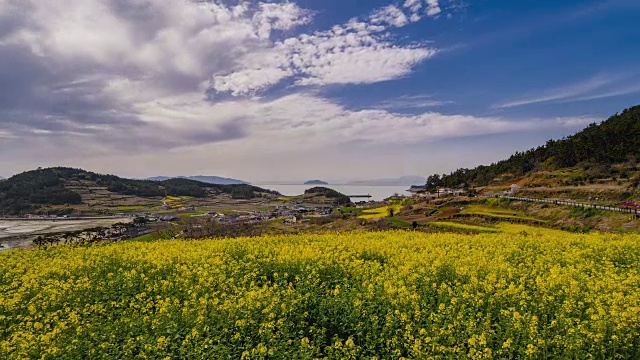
(428, 105, 640, 189)
(0, 167, 280, 215)
(177, 211, 206, 218)
(387, 217, 411, 228)
(116, 205, 145, 212)
(0, 168, 82, 214)
(570, 206, 604, 219)
(304, 187, 351, 205)
(460, 205, 544, 222)
(359, 205, 404, 219)
(130, 233, 161, 242)
(338, 207, 360, 214)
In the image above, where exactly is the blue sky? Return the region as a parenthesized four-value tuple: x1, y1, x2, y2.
(0, 0, 638, 181)
(322, 0, 640, 118)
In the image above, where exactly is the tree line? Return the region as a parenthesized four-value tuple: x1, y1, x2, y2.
(425, 105, 640, 189)
(305, 187, 351, 205)
(32, 218, 149, 248)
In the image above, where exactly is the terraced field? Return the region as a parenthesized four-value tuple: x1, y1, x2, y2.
(459, 205, 545, 222)
(428, 221, 499, 233)
(359, 205, 404, 219)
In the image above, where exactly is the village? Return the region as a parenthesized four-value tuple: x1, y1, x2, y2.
(408, 184, 522, 198)
(128, 203, 340, 225)
(3, 183, 529, 252)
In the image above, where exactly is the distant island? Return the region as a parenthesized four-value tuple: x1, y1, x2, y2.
(259, 176, 426, 186)
(304, 180, 329, 185)
(304, 187, 350, 205)
(147, 175, 247, 185)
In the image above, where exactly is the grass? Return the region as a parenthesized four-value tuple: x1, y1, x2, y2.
(387, 217, 411, 228)
(115, 205, 145, 212)
(177, 211, 206, 218)
(610, 227, 640, 234)
(338, 207, 359, 214)
(427, 221, 572, 235)
(130, 233, 160, 242)
(493, 223, 573, 236)
(425, 209, 438, 217)
(459, 205, 544, 222)
(428, 221, 499, 233)
(358, 205, 404, 219)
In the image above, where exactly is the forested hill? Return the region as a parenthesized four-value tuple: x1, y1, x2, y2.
(427, 105, 640, 189)
(0, 167, 277, 215)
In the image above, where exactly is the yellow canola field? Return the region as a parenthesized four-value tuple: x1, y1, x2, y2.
(429, 221, 499, 233)
(359, 205, 404, 219)
(1, 230, 640, 359)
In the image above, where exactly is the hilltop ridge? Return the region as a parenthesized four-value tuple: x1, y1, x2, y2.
(426, 105, 640, 201)
(147, 175, 247, 185)
(0, 167, 277, 215)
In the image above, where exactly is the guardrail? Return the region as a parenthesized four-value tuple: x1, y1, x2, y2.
(501, 196, 639, 216)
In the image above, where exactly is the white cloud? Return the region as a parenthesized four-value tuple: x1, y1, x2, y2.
(0, 129, 16, 139)
(0, 0, 310, 136)
(402, 0, 441, 21)
(556, 84, 640, 103)
(0, 0, 597, 179)
(130, 92, 595, 152)
(496, 73, 640, 108)
(371, 5, 410, 27)
(210, 4, 438, 95)
(291, 44, 435, 87)
(404, 0, 423, 13)
(426, 0, 442, 17)
(373, 95, 454, 110)
(252, 2, 311, 39)
(1, 0, 306, 81)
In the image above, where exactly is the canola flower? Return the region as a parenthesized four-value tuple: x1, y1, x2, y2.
(359, 205, 404, 219)
(428, 221, 499, 233)
(1, 229, 640, 359)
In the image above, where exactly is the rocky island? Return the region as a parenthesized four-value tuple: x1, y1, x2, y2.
(304, 180, 329, 185)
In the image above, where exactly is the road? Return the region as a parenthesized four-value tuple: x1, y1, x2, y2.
(0, 216, 130, 221)
(502, 196, 639, 215)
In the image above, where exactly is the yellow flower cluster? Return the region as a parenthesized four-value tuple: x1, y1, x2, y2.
(359, 205, 404, 219)
(1, 228, 640, 359)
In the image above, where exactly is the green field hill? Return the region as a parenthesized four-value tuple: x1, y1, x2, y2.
(0, 168, 278, 216)
(423, 105, 640, 202)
